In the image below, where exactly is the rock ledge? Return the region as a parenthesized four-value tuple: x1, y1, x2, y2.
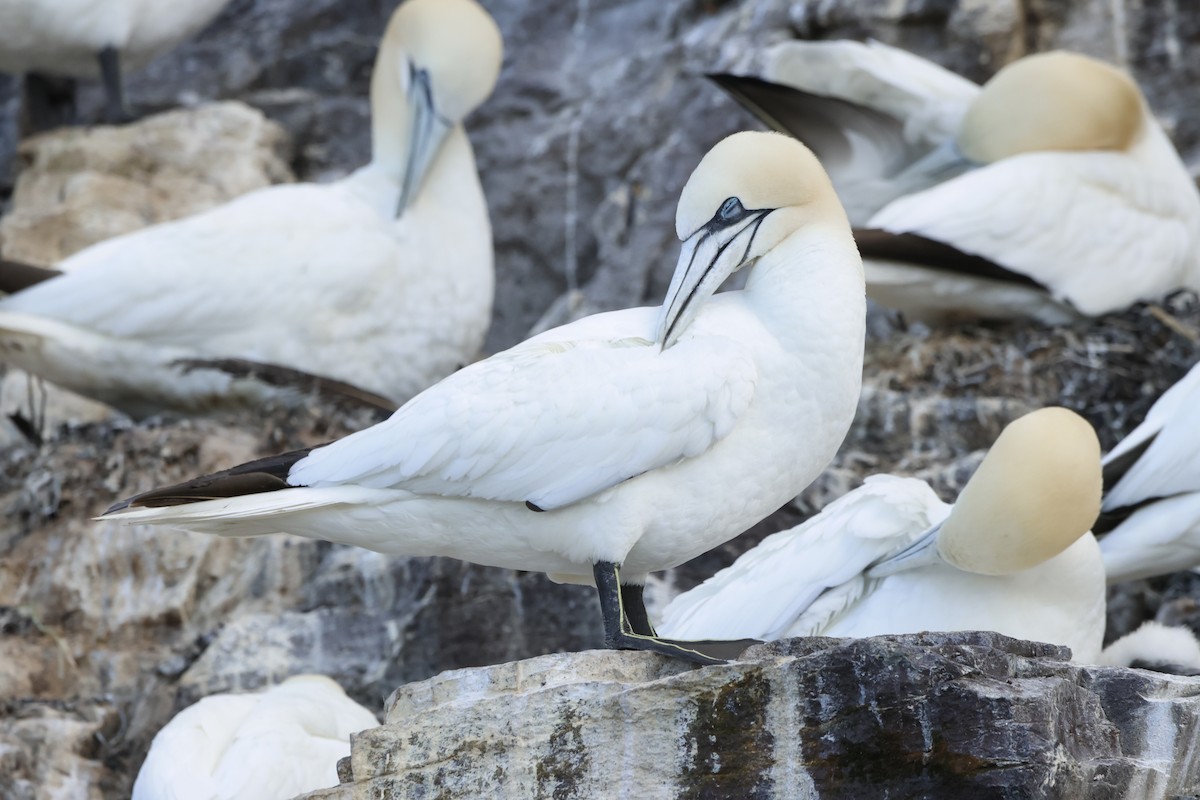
(302, 632, 1200, 800)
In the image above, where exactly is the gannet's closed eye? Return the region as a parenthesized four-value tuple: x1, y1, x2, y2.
(958, 51, 1143, 163)
(657, 131, 849, 347)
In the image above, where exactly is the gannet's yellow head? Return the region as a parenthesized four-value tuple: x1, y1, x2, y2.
(372, 0, 503, 210)
(659, 131, 851, 347)
(958, 51, 1143, 164)
(937, 407, 1102, 574)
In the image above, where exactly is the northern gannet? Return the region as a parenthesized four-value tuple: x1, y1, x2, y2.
(1098, 621, 1200, 675)
(659, 408, 1107, 662)
(131, 675, 377, 800)
(713, 42, 1200, 323)
(103, 131, 868, 665)
(0, 0, 233, 125)
(1096, 361, 1200, 583)
(0, 0, 501, 418)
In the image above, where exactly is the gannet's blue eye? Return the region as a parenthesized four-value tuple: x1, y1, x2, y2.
(718, 197, 744, 221)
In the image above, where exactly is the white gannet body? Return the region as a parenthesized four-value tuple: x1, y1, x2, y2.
(0, 0, 230, 78)
(0, 0, 234, 124)
(131, 675, 378, 800)
(1097, 361, 1200, 583)
(104, 131, 868, 664)
(1098, 621, 1200, 674)
(660, 408, 1107, 662)
(715, 41, 1200, 323)
(0, 0, 501, 417)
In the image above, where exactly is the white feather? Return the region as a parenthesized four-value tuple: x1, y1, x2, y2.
(0, 15, 494, 416)
(131, 675, 377, 800)
(659, 474, 1107, 663)
(1097, 362, 1200, 583)
(0, 0, 231, 78)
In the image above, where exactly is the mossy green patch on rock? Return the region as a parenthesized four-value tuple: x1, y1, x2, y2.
(680, 668, 775, 799)
(536, 705, 590, 800)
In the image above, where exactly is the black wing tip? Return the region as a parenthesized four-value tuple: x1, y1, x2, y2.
(102, 447, 316, 515)
(103, 498, 133, 515)
(0, 258, 64, 293)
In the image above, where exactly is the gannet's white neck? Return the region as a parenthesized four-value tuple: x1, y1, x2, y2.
(744, 221, 866, 355)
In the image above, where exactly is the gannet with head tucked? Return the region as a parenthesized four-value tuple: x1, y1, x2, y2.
(103, 131, 868, 664)
(0, 0, 234, 125)
(713, 42, 1200, 323)
(131, 675, 378, 800)
(0, 0, 500, 418)
(660, 408, 1107, 662)
(1095, 361, 1200, 583)
(1098, 621, 1200, 675)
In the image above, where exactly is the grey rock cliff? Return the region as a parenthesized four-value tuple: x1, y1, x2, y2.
(301, 633, 1200, 800)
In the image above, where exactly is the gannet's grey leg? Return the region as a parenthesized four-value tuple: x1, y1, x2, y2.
(593, 561, 760, 665)
(97, 46, 131, 123)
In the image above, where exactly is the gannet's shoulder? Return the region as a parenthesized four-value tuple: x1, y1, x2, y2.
(867, 149, 1198, 315)
(659, 476, 949, 640)
(289, 307, 761, 510)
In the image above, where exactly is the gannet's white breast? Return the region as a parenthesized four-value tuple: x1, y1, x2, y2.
(0, 0, 232, 77)
(0, 128, 492, 412)
(131, 675, 377, 800)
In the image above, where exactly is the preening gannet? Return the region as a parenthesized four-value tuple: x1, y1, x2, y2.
(1096, 361, 1200, 583)
(713, 41, 1200, 323)
(103, 131, 868, 665)
(659, 408, 1107, 663)
(131, 675, 378, 800)
(0, 0, 501, 418)
(0, 0, 233, 125)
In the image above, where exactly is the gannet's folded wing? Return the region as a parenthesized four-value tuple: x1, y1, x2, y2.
(765, 39, 978, 146)
(659, 476, 947, 640)
(1103, 363, 1200, 509)
(868, 152, 1195, 314)
(0, 185, 397, 350)
(289, 328, 759, 511)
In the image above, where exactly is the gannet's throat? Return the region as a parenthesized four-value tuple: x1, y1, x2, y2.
(397, 60, 454, 216)
(657, 199, 772, 348)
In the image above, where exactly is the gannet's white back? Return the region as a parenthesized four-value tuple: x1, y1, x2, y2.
(132, 675, 377, 800)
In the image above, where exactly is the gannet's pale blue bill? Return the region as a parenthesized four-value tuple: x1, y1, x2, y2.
(866, 521, 944, 578)
(656, 209, 771, 349)
(397, 64, 453, 216)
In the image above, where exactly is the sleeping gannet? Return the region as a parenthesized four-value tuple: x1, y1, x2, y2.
(0, 0, 500, 418)
(713, 42, 1200, 323)
(1096, 361, 1200, 583)
(1098, 621, 1200, 675)
(0, 0, 233, 125)
(131, 675, 377, 800)
(103, 131, 868, 665)
(659, 408, 1107, 663)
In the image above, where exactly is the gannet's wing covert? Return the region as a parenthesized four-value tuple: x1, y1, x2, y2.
(660, 476, 946, 640)
(290, 318, 759, 510)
